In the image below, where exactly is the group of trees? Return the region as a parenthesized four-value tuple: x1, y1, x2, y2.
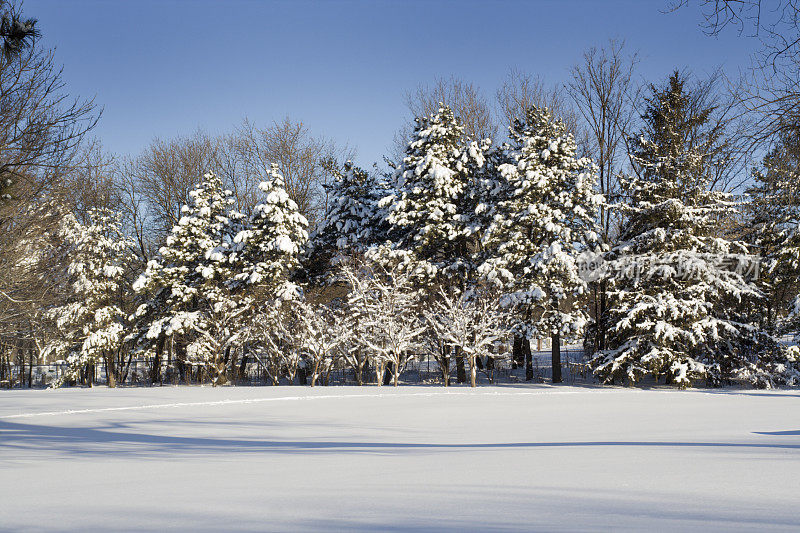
(2, 0, 800, 389)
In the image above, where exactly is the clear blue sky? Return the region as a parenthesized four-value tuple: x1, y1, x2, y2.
(28, 0, 758, 167)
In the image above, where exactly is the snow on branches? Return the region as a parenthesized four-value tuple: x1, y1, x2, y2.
(46, 208, 136, 387)
(590, 74, 797, 388)
(478, 105, 601, 344)
(373, 104, 490, 283)
(230, 164, 308, 300)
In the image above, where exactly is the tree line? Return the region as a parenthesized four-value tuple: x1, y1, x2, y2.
(1, 0, 799, 389)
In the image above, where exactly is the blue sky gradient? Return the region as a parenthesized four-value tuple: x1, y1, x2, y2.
(28, 0, 759, 167)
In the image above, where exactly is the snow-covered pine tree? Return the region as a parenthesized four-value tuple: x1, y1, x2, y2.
(313, 161, 386, 255)
(479, 105, 601, 383)
(47, 209, 136, 387)
(132, 172, 239, 384)
(590, 72, 786, 387)
(745, 130, 800, 335)
(230, 164, 309, 302)
(374, 105, 490, 284)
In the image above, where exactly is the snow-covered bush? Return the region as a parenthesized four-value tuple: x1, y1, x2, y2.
(340, 259, 424, 386)
(423, 288, 508, 387)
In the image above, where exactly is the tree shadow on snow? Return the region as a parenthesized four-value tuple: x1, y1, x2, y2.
(753, 429, 800, 436)
(1, 419, 799, 458)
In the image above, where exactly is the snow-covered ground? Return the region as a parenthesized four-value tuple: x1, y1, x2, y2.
(1, 385, 799, 532)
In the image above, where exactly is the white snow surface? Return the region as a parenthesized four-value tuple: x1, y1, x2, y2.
(1, 385, 799, 532)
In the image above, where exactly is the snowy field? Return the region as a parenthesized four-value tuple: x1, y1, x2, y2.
(1, 386, 799, 532)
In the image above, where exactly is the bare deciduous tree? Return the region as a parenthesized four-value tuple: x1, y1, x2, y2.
(129, 130, 219, 240)
(0, 0, 98, 379)
(497, 69, 583, 143)
(676, 1, 800, 144)
(393, 76, 496, 161)
(233, 118, 347, 226)
(568, 40, 639, 238)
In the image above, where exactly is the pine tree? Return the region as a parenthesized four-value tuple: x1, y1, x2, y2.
(230, 164, 309, 302)
(314, 161, 386, 254)
(590, 72, 786, 387)
(132, 173, 239, 384)
(479, 105, 601, 383)
(308, 160, 388, 281)
(375, 105, 490, 284)
(47, 209, 136, 387)
(745, 130, 800, 335)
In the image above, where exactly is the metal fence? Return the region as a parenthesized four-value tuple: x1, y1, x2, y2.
(1, 348, 589, 389)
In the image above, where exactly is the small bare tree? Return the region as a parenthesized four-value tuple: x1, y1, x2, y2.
(341, 260, 425, 387)
(424, 288, 507, 387)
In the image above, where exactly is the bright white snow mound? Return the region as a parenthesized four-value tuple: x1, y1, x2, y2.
(1, 385, 799, 532)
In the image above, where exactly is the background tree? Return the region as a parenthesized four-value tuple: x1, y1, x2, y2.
(590, 72, 783, 387)
(745, 128, 800, 332)
(480, 105, 601, 383)
(234, 117, 349, 226)
(497, 69, 584, 144)
(393, 76, 495, 161)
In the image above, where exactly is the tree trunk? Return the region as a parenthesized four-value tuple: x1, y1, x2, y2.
(524, 337, 533, 381)
(470, 357, 477, 387)
(512, 336, 523, 369)
(551, 332, 562, 384)
(383, 362, 393, 386)
(106, 352, 116, 388)
(598, 281, 607, 351)
(28, 346, 34, 389)
(455, 346, 466, 384)
(440, 345, 450, 386)
(238, 351, 248, 381)
(151, 336, 164, 384)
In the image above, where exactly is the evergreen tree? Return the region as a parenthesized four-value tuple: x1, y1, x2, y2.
(372, 104, 490, 383)
(745, 130, 800, 334)
(590, 72, 790, 387)
(230, 164, 309, 302)
(47, 209, 136, 387)
(308, 160, 388, 278)
(132, 173, 238, 384)
(375, 104, 490, 284)
(479, 105, 601, 383)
